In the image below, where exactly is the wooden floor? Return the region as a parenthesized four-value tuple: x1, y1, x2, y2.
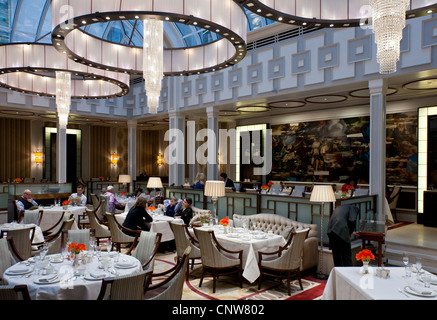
(385, 222, 437, 273)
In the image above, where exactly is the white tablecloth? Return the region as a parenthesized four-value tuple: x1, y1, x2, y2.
(192, 226, 287, 283)
(115, 212, 182, 242)
(26, 205, 84, 231)
(323, 267, 437, 300)
(3, 253, 142, 300)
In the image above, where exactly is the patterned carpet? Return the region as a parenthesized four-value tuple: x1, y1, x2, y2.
(152, 251, 327, 301)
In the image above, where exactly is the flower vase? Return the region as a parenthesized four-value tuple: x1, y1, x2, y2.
(361, 261, 370, 274)
(63, 205, 68, 210)
(223, 225, 228, 234)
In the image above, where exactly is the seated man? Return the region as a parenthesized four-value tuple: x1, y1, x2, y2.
(165, 197, 180, 217)
(69, 185, 87, 207)
(139, 188, 155, 205)
(103, 186, 125, 212)
(16, 189, 38, 211)
(219, 172, 235, 189)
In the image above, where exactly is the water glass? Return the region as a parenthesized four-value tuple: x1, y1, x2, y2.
(405, 265, 412, 278)
(106, 240, 112, 253)
(422, 273, 432, 288)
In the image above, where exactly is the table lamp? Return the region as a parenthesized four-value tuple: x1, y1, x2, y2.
(204, 180, 225, 225)
(118, 174, 131, 193)
(147, 177, 163, 206)
(310, 185, 336, 280)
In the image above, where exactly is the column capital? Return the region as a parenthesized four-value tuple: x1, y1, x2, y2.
(368, 78, 388, 95)
(206, 106, 219, 117)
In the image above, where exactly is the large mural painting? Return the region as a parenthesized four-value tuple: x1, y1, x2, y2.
(270, 112, 417, 186)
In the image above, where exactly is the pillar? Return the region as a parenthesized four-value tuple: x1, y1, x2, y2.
(369, 78, 388, 223)
(56, 120, 67, 184)
(206, 106, 219, 181)
(167, 111, 185, 186)
(127, 119, 137, 194)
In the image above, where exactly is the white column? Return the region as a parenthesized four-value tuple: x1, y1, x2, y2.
(369, 78, 388, 223)
(206, 107, 219, 181)
(167, 111, 185, 186)
(56, 120, 67, 184)
(127, 119, 137, 194)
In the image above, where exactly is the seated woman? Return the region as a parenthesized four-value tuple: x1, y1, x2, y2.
(122, 197, 153, 237)
(165, 197, 179, 217)
(175, 198, 193, 226)
(140, 188, 155, 204)
(193, 173, 205, 190)
(133, 188, 143, 198)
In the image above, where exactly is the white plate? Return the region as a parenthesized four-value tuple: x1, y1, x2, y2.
(115, 262, 136, 269)
(84, 274, 107, 281)
(5, 267, 33, 275)
(49, 257, 64, 263)
(404, 286, 437, 298)
(226, 233, 240, 238)
(34, 276, 60, 285)
(418, 275, 437, 286)
(253, 235, 267, 240)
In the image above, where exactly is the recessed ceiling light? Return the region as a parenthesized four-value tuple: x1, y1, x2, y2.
(82, 20, 86, 24)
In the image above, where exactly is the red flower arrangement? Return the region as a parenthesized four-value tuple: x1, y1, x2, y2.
(267, 181, 274, 186)
(67, 242, 87, 261)
(14, 178, 22, 183)
(356, 249, 375, 262)
(219, 217, 229, 226)
(99, 177, 104, 181)
(120, 191, 127, 196)
(147, 206, 156, 211)
(62, 200, 71, 206)
(260, 185, 270, 191)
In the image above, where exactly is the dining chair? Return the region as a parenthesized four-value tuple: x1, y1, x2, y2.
(169, 222, 202, 278)
(91, 194, 100, 211)
(18, 210, 43, 226)
(0, 237, 18, 284)
(97, 269, 153, 300)
(104, 212, 139, 252)
(39, 218, 75, 256)
(194, 228, 243, 293)
(100, 196, 113, 216)
(126, 231, 162, 271)
(144, 247, 191, 300)
(257, 228, 310, 296)
(42, 211, 73, 238)
(0, 284, 31, 300)
(61, 228, 95, 251)
(0, 226, 36, 261)
(86, 205, 111, 246)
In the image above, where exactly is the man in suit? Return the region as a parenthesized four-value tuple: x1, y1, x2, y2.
(327, 205, 359, 267)
(219, 173, 235, 189)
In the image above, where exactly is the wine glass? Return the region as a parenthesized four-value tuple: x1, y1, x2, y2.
(106, 240, 112, 254)
(242, 218, 247, 231)
(402, 253, 409, 277)
(416, 257, 422, 275)
(40, 242, 48, 261)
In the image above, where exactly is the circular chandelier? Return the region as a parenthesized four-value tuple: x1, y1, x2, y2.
(0, 44, 130, 99)
(0, 43, 130, 127)
(50, 0, 248, 114)
(239, 0, 437, 74)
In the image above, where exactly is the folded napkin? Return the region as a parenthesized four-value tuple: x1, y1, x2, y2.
(116, 260, 134, 267)
(8, 267, 30, 274)
(38, 274, 58, 283)
(408, 282, 433, 295)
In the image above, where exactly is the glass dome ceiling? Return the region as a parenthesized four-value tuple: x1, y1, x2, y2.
(0, 0, 275, 47)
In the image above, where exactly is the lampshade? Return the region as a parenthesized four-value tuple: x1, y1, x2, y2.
(147, 177, 163, 188)
(204, 180, 226, 198)
(34, 151, 43, 164)
(310, 185, 336, 203)
(118, 174, 131, 184)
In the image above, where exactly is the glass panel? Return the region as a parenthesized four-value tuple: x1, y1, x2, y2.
(15, 0, 46, 37)
(105, 21, 123, 43)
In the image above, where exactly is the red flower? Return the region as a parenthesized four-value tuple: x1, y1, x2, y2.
(62, 200, 71, 206)
(219, 217, 229, 226)
(68, 242, 87, 255)
(356, 249, 375, 262)
(267, 181, 274, 186)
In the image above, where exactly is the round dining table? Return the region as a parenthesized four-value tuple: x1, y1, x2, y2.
(3, 252, 142, 300)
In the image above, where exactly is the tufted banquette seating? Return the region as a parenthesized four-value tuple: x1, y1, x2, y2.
(233, 213, 319, 271)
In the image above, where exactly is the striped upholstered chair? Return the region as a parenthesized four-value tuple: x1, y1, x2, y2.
(0, 285, 31, 300)
(86, 205, 111, 246)
(194, 228, 243, 293)
(104, 212, 139, 252)
(144, 247, 191, 300)
(126, 231, 162, 271)
(97, 269, 153, 300)
(0, 226, 35, 261)
(0, 237, 17, 284)
(257, 228, 310, 296)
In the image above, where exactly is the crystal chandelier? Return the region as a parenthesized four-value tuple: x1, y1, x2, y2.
(143, 19, 164, 114)
(55, 71, 71, 128)
(370, 0, 409, 74)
